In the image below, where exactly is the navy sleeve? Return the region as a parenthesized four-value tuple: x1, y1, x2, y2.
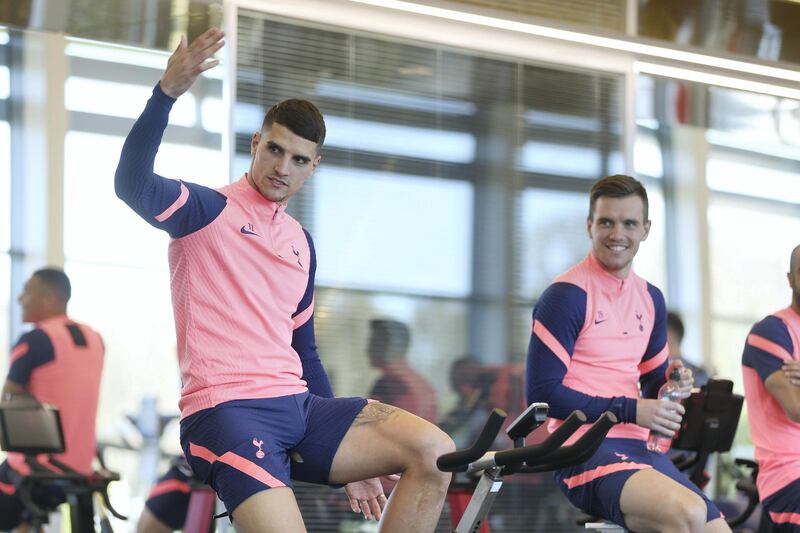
(639, 284, 669, 399)
(742, 316, 792, 382)
(525, 282, 638, 423)
(7, 330, 55, 385)
(292, 230, 334, 398)
(114, 83, 227, 238)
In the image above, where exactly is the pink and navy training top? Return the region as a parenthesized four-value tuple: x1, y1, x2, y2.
(6, 315, 105, 474)
(741, 307, 800, 501)
(115, 85, 333, 419)
(526, 253, 669, 442)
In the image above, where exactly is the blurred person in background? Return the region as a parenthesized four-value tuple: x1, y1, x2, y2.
(0, 268, 105, 531)
(367, 319, 438, 424)
(667, 311, 711, 388)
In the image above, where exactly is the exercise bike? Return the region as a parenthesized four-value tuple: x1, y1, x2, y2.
(0, 398, 127, 532)
(438, 401, 618, 533)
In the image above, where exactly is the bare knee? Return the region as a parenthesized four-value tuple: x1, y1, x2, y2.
(402, 423, 455, 479)
(666, 492, 707, 533)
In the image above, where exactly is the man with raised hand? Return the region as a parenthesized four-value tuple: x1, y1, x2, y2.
(526, 175, 730, 533)
(742, 244, 800, 531)
(115, 28, 453, 532)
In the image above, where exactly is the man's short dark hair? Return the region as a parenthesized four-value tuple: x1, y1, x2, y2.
(666, 311, 684, 342)
(369, 319, 411, 355)
(588, 174, 649, 221)
(261, 99, 326, 148)
(33, 268, 71, 303)
(791, 244, 800, 273)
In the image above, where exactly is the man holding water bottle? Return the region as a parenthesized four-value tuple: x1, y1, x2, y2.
(526, 175, 730, 533)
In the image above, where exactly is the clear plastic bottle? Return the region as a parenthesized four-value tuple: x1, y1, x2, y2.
(646, 367, 683, 453)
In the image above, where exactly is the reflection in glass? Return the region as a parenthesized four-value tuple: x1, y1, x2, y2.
(314, 287, 468, 413)
(638, 0, 800, 66)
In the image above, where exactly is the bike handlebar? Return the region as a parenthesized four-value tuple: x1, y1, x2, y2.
(16, 456, 128, 521)
(437, 405, 619, 476)
(465, 410, 587, 473)
(437, 408, 507, 473)
(520, 411, 617, 473)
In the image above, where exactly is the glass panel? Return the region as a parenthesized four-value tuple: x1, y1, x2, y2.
(0, 66, 8, 100)
(710, 318, 753, 395)
(518, 141, 624, 178)
(63, 131, 225, 266)
(517, 188, 588, 299)
(64, 261, 180, 430)
(707, 151, 800, 204)
(315, 288, 468, 409)
(64, 131, 168, 267)
(0, 253, 9, 356)
(633, 183, 667, 292)
(708, 200, 800, 320)
(313, 167, 473, 297)
(708, 87, 800, 155)
(0, 121, 9, 252)
(635, 130, 664, 178)
(65, 41, 169, 69)
(325, 116, 475, 163)
(200, 96, 224, 134)
(65, 77, 197, 127)
(638, 0, 800, 68)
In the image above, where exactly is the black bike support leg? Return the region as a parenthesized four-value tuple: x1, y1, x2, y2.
(454, 468, 503, 533)
(69, 492, 96, 532)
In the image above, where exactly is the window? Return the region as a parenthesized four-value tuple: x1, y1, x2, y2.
(517, 188, 588, 298)
(0, 26, 10, 410)
(313, 167, 473, 297)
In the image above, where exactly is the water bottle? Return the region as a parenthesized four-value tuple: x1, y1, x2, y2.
(646, 367, 683, 453)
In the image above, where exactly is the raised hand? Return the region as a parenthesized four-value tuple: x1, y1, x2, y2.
(159, 27, 225, 98)
(636, 398, 685, 437)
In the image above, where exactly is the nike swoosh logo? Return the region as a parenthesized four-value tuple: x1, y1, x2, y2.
(240, 226, 259, 236)
(594, 319, 608, 325)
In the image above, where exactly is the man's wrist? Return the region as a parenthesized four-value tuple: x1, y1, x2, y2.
(612, 396, 638, 424)
(156, 80, 179, 100)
